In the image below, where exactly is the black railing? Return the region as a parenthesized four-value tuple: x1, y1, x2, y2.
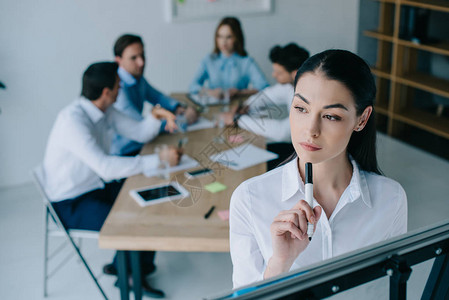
(207, 219, 449, 300)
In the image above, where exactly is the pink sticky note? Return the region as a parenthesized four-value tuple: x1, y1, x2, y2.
(217, 209, 229, 221)
(228, 134, 244, 143)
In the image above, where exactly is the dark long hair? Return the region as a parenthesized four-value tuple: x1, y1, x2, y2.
(212, 17, 247, 57)
(289, 49, 381, 174)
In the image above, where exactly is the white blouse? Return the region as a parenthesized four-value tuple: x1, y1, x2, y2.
(230, 157, 407, 288)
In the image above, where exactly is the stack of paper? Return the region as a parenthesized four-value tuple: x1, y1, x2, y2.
(189, 93, 225, 106)
(210, 144, 278, 171)
(187, 117, 215, 132)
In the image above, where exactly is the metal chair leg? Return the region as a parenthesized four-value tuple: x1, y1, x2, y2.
(43, 205, 49, 297)
(65, 235, 108, 300)
(34, 166, 107, 299)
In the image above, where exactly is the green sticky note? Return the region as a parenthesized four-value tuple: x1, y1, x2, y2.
(205, 182, 227, 193)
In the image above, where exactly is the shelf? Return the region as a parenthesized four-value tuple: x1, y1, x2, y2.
(366, 0, 449, 142)
(401, 0, 449, 13)
(375, 105, 390, 116)
(394, 108, 449, 139)
(375, 0, 397, 3)
(364, 30, 394, 42)
(371, 67, 392, 80)
(397, 39, 449, 56)
(395, 72, 449, 99)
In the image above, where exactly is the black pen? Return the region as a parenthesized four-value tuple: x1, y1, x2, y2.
(204, 205, 215, 219)
(305, 162, 314, 241)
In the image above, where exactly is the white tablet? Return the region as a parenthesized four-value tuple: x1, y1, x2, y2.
(129, 182, 190, 207)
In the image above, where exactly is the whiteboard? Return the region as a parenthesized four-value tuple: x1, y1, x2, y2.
(165, 0, 273, 23)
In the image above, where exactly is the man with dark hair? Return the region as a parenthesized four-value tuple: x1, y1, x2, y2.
(269, 43, 310, 74)
(112, 34, 199, 156)
(43, 61, 174, 297)
(220, 43, 309, 169)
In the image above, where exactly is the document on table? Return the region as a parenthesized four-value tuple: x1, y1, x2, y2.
(143, 155, 199, 177)
(187, 117, 215, 132)
(209, 144, 278, 171)
(188, 93, 224, 106)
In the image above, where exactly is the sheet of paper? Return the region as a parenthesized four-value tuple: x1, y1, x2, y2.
(187, 117, 215, 132)
(143, 154, 199, 178)
(210, 144, 279, 171)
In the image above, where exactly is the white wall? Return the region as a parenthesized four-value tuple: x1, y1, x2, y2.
(0, 0, 359, 188)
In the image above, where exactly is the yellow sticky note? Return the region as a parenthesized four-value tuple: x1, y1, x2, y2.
(205, 182, 227, 193)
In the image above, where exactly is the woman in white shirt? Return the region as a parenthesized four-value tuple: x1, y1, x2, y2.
(230, 49, 407, 288)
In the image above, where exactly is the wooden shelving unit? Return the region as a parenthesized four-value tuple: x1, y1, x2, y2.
(364, 0, 449, 140)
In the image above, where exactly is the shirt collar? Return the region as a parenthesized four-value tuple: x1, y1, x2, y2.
(281, 156, 372, 208)
(218, 52, 238, 65)
(78, 96, 105, 124)
(117, 66, 138, 86)
(281, 158, 303, 202)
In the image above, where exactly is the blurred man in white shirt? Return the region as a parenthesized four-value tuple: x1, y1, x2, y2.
(42, 62, 175, 298)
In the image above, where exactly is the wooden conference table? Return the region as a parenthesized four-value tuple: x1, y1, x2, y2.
(99, 94, 267, 300)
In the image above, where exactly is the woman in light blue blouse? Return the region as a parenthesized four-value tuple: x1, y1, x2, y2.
(189, 16, 269, 99)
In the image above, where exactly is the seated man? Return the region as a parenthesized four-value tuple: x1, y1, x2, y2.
(221, 43, 309, 169)
(112, 34, 199, 156)
(42, 62, 179, 298)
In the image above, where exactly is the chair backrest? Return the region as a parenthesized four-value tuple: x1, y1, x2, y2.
(31, 165, 99, 238)
(32, 164, 52, 206)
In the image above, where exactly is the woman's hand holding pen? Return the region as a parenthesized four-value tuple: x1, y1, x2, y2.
(264, 200, 322, 279)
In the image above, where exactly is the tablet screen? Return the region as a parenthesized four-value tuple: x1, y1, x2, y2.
(137, 185, 181, 202)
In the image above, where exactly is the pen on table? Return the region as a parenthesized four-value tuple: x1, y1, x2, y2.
(204, 205, 215, 219)
(305, 162, 314, 241)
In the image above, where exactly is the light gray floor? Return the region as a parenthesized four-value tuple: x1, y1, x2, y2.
(1, 133, 448, 300)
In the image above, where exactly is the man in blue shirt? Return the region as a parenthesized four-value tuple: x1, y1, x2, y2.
(112, 34, 198, 156)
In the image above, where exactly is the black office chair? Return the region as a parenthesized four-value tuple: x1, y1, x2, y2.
(32, 165, 108, 299)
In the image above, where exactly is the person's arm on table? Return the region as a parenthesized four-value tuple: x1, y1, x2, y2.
(150, 105, 178, 133)
(189, 57, 209, 95)
(246, 57, 269, 92)
(61, 115, 159, 181)
(111, 107, 162, 143)
(143, 79, 180, 113)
